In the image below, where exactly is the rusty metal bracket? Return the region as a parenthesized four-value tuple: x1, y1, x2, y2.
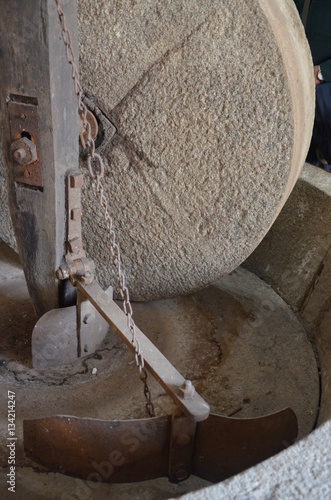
(27, 265, 299, 483)
(29, 170, 100, 367)
(8, 97, 43, 188)
(56, 171, 95, 284)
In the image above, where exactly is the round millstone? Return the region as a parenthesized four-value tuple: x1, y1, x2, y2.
(0, 1, 314, 301)
(78, 0, 314, 300)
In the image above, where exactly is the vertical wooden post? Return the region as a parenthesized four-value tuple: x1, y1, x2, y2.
(0, 0, 79, 316)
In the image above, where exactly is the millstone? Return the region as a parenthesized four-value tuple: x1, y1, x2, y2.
(78, 0, 314, 300)
(0, 1, 314, 301)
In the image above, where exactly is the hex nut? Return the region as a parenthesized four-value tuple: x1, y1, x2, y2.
(56, 265, 70, 280)
(81, 271, 94, 285)
(178, 380, 196, 400)
(11, 137, 37, 166)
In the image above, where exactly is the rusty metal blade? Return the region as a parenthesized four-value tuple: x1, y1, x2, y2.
(24, 416, 171, 483)
(193, 408, 298, 482)
(24, 408, 297, 483)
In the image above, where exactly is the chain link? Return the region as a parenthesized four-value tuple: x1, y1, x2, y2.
(55, 0, 155, 418)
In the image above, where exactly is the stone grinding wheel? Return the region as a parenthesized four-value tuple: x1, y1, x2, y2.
(0, 0, 313, 304)
(78, 0, 314, 301)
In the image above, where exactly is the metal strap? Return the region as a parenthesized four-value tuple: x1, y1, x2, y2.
(168, 413, 197, 483)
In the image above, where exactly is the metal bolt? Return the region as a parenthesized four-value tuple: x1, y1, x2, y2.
(11, 137, 37, 166)
(14, 148, 27, 162)
(176, 433, 191, 447)
(81, 271, 94, 285)
(56, 266, 70, 280)
(174, 467, 189, 482)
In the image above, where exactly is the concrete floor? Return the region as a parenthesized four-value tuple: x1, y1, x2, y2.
(0, 241, 320, 499)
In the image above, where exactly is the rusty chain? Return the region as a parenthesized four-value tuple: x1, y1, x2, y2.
(55, 0, 155, 418)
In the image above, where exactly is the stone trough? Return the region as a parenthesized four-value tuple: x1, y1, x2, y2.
(0, 163, 330, 499)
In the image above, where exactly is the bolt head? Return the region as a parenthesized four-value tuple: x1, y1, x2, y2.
(14, 148, 27, 162)
(70, 173, 84, 188)
(176, 433, 191, 447)
(173, 467, 190, 482)
(11, 137, 37, 166)
(81, 271, 94, 285)
(56, 266, 70, 280)
(178, 379, 196, 400)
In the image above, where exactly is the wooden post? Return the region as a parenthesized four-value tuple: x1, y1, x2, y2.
(0, 0, 79, 316)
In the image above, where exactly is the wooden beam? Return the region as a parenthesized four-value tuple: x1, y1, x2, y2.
(0, 0, 79, 316)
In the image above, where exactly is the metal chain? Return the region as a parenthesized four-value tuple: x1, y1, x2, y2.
(55, 0, 155, 418)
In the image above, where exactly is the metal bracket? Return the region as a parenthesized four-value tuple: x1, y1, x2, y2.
(168, 412, 197, 483)
(57, 171, 95, 284)
(8, 97, 42, 188)
(30, 170, 106, 368)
